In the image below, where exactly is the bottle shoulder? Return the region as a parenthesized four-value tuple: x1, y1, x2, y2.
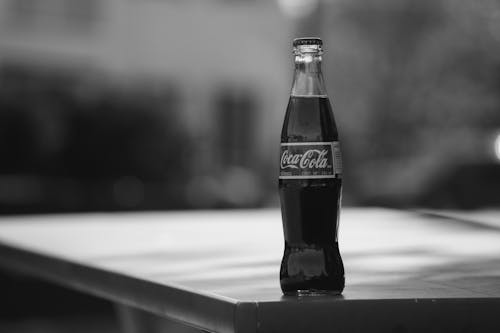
(281, 96, 339, 142)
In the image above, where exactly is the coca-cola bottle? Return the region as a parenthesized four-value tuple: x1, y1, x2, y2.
(279, 37, 344, 295)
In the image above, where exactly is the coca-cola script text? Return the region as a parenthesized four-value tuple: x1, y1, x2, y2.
(279, 142, 341, 179)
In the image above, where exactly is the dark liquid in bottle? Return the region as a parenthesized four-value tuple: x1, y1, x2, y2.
(279, 96, 345, 295)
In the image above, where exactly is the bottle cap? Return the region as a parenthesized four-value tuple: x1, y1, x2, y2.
(293, 37, 323, 47)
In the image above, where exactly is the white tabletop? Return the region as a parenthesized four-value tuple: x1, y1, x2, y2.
(0, 208, 499, 332)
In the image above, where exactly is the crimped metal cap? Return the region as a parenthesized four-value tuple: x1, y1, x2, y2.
(293, 37, 323, 47)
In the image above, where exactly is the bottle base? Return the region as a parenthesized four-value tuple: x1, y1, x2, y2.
(284, 289, 342, 296)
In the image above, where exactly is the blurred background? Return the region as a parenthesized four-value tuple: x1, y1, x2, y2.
(1, 0, 500, 331)
(1, 0, 500, 213)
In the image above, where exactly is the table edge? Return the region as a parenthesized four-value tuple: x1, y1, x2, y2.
(0, 242, 248, 333)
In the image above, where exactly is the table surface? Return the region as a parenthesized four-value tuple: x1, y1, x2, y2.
(0, 208, 499, 332)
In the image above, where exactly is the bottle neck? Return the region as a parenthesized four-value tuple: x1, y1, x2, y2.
(291, 53, 327, 97)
